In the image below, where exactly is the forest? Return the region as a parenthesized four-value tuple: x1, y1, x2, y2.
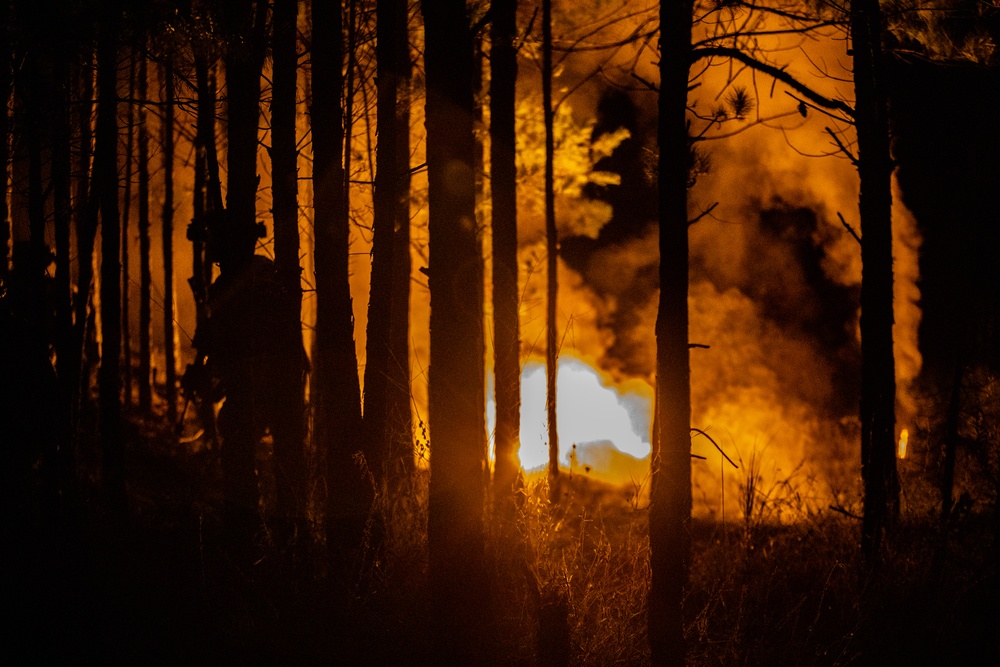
(2, 0, 999, 664)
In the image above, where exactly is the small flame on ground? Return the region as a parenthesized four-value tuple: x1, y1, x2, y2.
(898, 428, 909, 459)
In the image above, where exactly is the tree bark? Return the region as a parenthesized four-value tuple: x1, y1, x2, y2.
(0, 0, 10, 283)
(311, 0, 366, 569)
(162, 55, 178, 425)
(386, 0, 413, 476)
(852, 0, 898, 570)
(542, 0, 560, 505)
(95, 13, 125, 518)
(137, 52, 152, 414)
(648, 2, 694, 665)
(363, 0, 404, 483)
(120, 54, 135, 408)
(490, 0, 521, 514)
(422, 0, 491, 659)
(270, 0, 308, 555)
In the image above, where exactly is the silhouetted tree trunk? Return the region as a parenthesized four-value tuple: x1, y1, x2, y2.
(422, 0, 492, 659)
(0, 0, 9, 282)
(138, 52, 152, 414)
(162, 55, 178, 425)
(542, 0, 559, 504)
(190, 52, 220, 449)
(311, 0, 366, 569)
(491, 0, 521, 514)
(95, 9, 125, 518)
(649, 1, 693, 665)
(270, 0, 308, 556)
(73, 53, 98, 422)
(52, 49, 75, 485)
(219, 0, 268, 556)
(363, 0, 403, 483)
(386, 0, 413, 476)
(24, 44, 48, 347)
(121, 55, 135, 408)
(852, 0, 898, 569)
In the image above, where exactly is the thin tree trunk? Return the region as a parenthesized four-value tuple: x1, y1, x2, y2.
(852, 0, 898, 570)
(74, 53, 98, 423)
(491, 0, 520, 514)
(95, 15, 125, 518)
(52, 49, 76, 498)
(542, 0, 559, 505)
(649, 2, 694, 665)
(162, 55, 178, 425)
(311, 0, 366, 570)
(138, 53, 152, 414)
(0, 0, 10, 283)
(422, 0, 491, 659)
(190, 54, 219, 448)
(386, 0, 413, 475)
(121, 55, 135, 408)
(270, 0, 308, 555)
(25, 47, 48, 344)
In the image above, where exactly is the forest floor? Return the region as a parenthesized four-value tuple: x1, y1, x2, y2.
(7, 409, 1000, 666)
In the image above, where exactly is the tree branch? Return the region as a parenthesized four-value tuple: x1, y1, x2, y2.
(837, 211, 862, 245)
(692, 46, 855, 119)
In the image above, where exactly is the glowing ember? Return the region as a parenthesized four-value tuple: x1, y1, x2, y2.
(897, 428, 909, 459)
(488, 357, 652, 472)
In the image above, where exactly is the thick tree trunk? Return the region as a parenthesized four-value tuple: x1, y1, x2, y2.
(137, 53, 152, 415)
(852, 0, 898, 570)
(649, 2, 694, 665)
(542, 0, 559, 504)
(219, 0, 268, 556)
(422, 0, 491, 659)
(363, 0, 404, 483)
(270, 0, 308, 555)
(490, 0, 521, 514)
(311, 0, 366, 569)
(95, 19, 125, 518)
(162, 56, 178, 425)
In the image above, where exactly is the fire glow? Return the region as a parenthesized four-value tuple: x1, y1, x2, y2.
(898, 428, 909, 459)
(488, 356, 652, 473)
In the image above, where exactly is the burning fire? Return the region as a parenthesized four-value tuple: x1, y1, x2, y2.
(488, 356, 652, 474)
(898, 428, 909, 459)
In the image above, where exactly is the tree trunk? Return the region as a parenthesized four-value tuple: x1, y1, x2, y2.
(138, 52, 152, 415)
(422, 0, 491, 659)
(311, 0, 366, 570)
(162, 55, 178, 425)
(648, 2, 694, 665)
(74, 53, 98, 423)
(270, 0, 308, 556)
(490, 0, 521, 514)
(363, 0, 403, 484)
(0, 0, 9, 283)
(219, 0, 268, 556)
(121, 54, 135, 408)
(95, 16, 125, 519)
(190, 53, 220, 448)
(386, 0, 413, 476)
(542, 0, 559, 505)
(852, 0, 898, 570)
